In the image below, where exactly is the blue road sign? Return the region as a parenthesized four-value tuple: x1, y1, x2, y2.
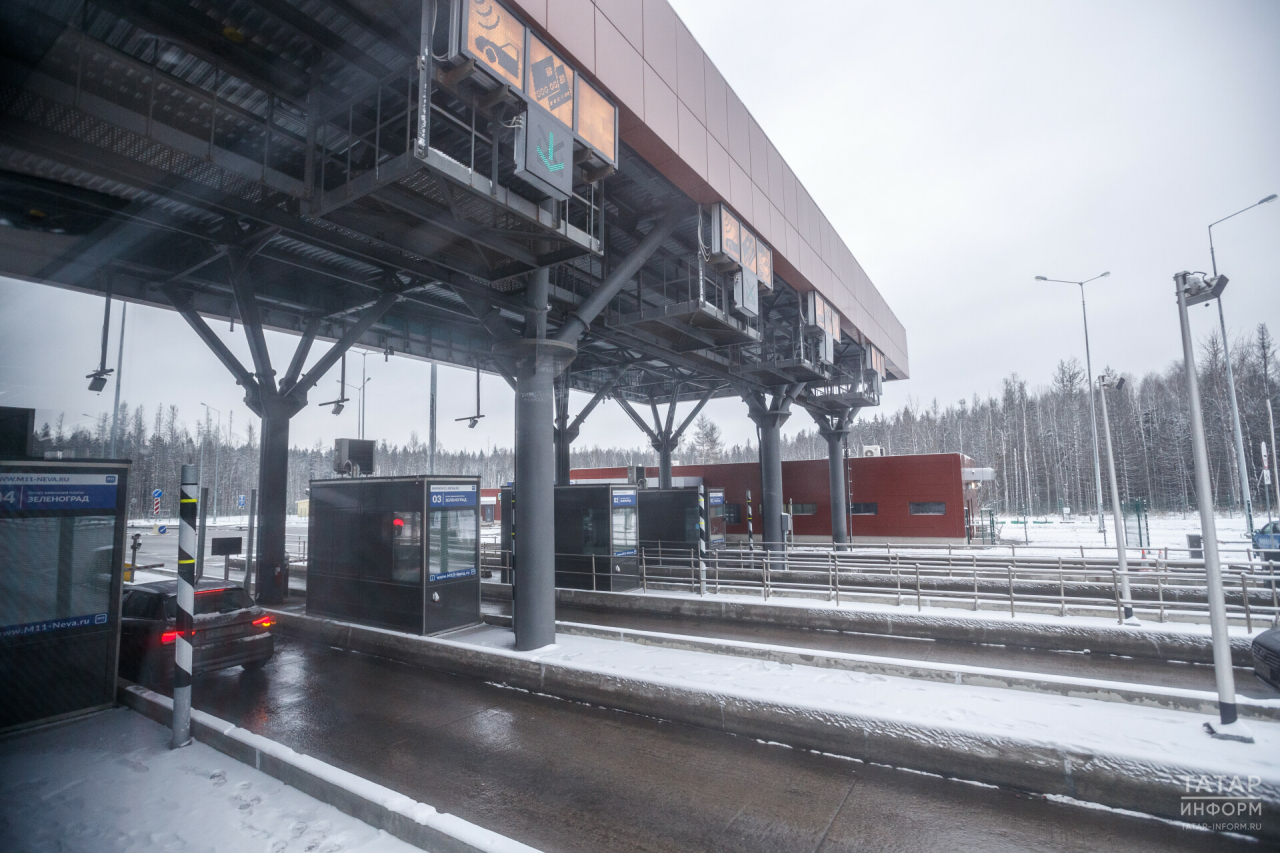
(152, 488, 163, 498)
(157, 525, 167, 534)
(238, 495, 245, 509)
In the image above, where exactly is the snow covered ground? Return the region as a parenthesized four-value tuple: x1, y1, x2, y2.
(635, 586, 1269, 639)
(441, 622, 1280, 787)
(0, 708, 423, 853)
(995, 512, 1256, 551)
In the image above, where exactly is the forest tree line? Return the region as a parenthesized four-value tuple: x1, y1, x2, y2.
(32, 324, 1278, 520)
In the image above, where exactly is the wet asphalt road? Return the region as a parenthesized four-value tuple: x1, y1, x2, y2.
(518, 603, 1280, 700)
(189, 635, 1255, 853)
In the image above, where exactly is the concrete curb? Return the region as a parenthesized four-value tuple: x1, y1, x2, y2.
(477, 611, 1280, 722)
(543, 588, 1258, 666)
(270, 610, 1280, 840)
(116, 680, 542, 853)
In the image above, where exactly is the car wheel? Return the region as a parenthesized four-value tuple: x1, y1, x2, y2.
(242, 657, 269, 671)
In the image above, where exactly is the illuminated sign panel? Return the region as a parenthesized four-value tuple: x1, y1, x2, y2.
(721, 204, 742, 261)
(526, 35, 573, 125)
(711, 202, 772, 288)
(575, 79, 616, 165)
(740, 230, 757, 276)
(456, 0, 617, 166)
(515, 102, 573, 200)
(755, 242, 772, 289)
(464, 0, 525, 89)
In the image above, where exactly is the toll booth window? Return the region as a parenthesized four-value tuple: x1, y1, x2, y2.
(391, 512, 423, 583)
(850, 503, 878, 515)
(481, 504, 495, 524)
(0, 516, 115, 630)
(612, 505, 638, 555)
(724, 504, 742, 524)
(684, 508, 700, 542)
(790, 504, 817, 516)
(909, 502, 946, 515)
(578, 508, 611, 556)
(429, 509, 477, 580)
(710, 503, 725, 519)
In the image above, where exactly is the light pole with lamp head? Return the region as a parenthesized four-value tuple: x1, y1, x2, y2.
(1174, 270, 1251, 741)
(1097, 373, 1136, 622)
(200, 403, 220, 523)
(1208, 193, 1277, 535)
(1035, 272, 1110, 534)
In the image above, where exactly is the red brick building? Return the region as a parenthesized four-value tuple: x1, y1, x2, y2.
(571, 453, 990, 545)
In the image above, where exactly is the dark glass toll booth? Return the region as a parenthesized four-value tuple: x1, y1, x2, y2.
(637, 487, 727, 552)
(554, 485, 640, 591)
(307, 476, 481, 635)
(1, 460, 129, 733)
(500, 484, 640, 591)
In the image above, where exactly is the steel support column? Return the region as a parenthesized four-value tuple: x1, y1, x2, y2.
(166, 270, 399, 605)
(614, 388, 713, 490)
(743, 384, 804, 552)
(805, 405, 859, 550)
(255, 402, 292, 603)
(499, 337, 576, 650)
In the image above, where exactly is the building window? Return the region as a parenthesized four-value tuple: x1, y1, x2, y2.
(724, 504, 742, 525)
(789, 503, 817, 515)
(909, 502, 946, 515)
(849, 503, 878, 515)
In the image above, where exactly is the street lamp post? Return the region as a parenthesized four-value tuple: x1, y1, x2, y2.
(1036, 272, 1110, 533)
(1208, 193, 1277, 536)
(1173, 270, 1251, 742)
(1097, 374, 1135, 622)
(201, 403, 220, 523)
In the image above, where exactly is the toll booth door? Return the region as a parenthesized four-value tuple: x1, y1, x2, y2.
(708, 490, 726, 547)
(425, 483, 480, 633)
(609, 488, 640, 592)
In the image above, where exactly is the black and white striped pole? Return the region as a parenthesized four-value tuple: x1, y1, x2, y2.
(698, 485, 707, 596)
(746, 489, 754, 550)
(173, 463, 197, 749)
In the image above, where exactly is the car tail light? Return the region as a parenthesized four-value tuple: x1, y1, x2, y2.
(252, 616, 275, 629)
(161, 630, 180, 644)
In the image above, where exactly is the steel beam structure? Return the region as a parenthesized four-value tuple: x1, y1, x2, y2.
(0, 0, 896, 642)
(804, 404, 859, 549)
(741, 384, 805, 551)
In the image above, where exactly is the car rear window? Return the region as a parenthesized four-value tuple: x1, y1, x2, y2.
(121, 590, 158, 619)
(163, 587, 254, 619)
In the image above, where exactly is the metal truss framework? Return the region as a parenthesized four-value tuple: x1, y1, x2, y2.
(0, 0, 888, 608)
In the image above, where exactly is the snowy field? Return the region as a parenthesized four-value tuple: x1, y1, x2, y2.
(0, 709, 423, 853)
(994, 512, 1257, 552)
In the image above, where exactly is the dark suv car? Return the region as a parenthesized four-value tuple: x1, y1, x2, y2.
(119, 580, 275, 685)
(1252, 626, 1280, 692)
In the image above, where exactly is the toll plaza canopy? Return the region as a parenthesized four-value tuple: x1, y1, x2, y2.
(0, 0, 908, 614)
(0, 0, 906, 407)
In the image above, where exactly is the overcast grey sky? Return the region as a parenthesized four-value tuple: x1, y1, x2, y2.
(1, 0, 1278, 458)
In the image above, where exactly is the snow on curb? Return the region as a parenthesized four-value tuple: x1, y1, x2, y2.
(118, 681, 542, 853)
(535, 618, 1280, 722)
(269, 609, 1280, 841)
(549, 587, 1262, 665)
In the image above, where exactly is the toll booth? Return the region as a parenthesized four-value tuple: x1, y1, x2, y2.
(637, 487, 727, 554)
(0, 459, 129, 733)
(499, 484, 641, 592)
(307, 475, 481, 635)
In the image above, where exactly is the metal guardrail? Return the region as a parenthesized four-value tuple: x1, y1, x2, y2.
(482, 541, 1280, 629)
